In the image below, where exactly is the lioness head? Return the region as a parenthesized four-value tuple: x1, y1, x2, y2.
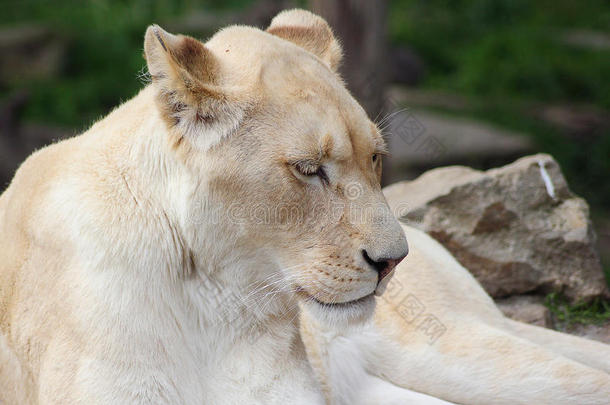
(144, 9, 408, 325)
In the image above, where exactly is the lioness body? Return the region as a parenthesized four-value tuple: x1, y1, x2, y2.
(0, 86, 323, 404)
(1, 9, 609, 405)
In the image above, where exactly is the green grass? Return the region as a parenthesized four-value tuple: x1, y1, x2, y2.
(545, 292, 610, 327)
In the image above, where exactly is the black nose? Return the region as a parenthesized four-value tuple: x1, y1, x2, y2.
(362, 250, 407, 284)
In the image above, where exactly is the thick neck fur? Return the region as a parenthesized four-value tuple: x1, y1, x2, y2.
(81, 86, 320, 403)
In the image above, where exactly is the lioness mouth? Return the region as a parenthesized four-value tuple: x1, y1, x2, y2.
(312, 294, 374, 308)
(298, 288, 374, 309)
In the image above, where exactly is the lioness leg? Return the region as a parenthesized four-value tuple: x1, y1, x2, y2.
(506, 319, 610, 373)
(0, 332, 34, 405)
(358, 315, 610, 405)
(357, 374, 457, 405)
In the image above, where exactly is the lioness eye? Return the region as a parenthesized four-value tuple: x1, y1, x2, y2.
(372, 154, 378, 163)
(310, 166, 329, 184)
(293, 162, 329, 184)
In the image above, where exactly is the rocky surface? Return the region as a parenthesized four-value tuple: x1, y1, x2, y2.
(497, 295, 610, 344)
(560, 321, 610, 344)
(384, 154, 609, 302)
(496, 295, 552, 328)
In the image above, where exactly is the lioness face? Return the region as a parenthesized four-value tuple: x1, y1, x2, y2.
(144, 10, 408, 325)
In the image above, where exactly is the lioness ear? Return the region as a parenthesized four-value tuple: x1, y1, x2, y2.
(144, 25, 243, 149)
(266, 9, 342, 72)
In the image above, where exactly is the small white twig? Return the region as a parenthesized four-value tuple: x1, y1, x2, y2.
(538, 160, 556, 199)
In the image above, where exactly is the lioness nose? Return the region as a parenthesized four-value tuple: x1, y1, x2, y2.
(362, 249, 408, 284)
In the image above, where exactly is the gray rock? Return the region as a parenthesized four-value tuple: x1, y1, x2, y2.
(559, 322, 610, 345)
(384, 154, 609, 302)
(496, 295, 552, 328)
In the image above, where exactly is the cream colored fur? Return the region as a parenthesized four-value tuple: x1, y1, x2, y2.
(301, 225, 610, 404)
(0, 9, 608, 405)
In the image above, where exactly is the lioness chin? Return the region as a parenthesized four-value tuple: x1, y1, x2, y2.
(1, 8, 609, 405)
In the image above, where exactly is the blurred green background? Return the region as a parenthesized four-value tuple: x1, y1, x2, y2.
(389, 0, 610, 208)
(1, 0, 609, 280)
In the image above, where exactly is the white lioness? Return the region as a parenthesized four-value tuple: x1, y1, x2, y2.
(0, 9, 609, 405)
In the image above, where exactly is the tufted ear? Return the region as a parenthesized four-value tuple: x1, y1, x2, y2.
(266, 9, 342, 72)
(144, 25, 244, 149)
